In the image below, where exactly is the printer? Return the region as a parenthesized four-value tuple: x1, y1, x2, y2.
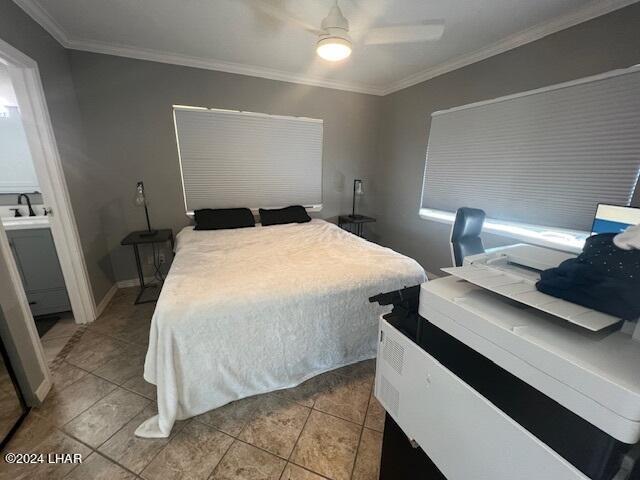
(373, 244, 640, 480)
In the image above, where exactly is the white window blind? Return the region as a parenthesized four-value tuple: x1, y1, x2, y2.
(421, 66, 640, 231)
(173, 106, 323, 213)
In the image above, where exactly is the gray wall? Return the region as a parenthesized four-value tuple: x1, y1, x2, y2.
(4, 0, 639, 291)
(375, 3, 640, 276)
(0, 0, 115, 303)
(67, 52, 382, 282)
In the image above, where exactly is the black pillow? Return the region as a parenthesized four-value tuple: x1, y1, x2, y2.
(259, 205, 311, 226)
(194, 208, 255, 230)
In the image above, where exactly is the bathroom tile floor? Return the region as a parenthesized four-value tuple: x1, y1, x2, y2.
(0, 288, 384, 480)
(40, 313, 81, 365)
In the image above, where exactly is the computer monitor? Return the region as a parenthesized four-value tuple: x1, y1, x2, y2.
(592, 203, 640, 235)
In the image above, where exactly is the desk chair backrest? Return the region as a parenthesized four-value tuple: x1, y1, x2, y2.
(450, 207, 486, 266)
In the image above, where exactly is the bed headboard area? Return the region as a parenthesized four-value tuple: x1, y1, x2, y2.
(173, 106, 323, 215)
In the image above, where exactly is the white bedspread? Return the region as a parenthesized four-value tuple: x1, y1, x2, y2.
(135, 219, 426, 438)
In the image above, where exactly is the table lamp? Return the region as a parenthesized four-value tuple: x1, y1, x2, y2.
(352, 179, 364, 219)
(135, 181, 158, 237)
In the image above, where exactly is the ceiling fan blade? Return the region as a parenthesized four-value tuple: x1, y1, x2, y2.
(343, 0, 388, 42)
(364, 22, 445, 45)
(248, 0, 324, 36)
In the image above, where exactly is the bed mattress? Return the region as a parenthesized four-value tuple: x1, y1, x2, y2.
(135, 219, 426, 437)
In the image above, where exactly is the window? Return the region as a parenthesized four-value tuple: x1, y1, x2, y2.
(173, 106, 323, 214)
(420, 66, 640, 246)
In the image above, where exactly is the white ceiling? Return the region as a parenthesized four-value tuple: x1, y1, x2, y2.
(14, 0, 637, 95)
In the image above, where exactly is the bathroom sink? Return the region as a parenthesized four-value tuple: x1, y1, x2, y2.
(1, 202, 49, 230)
(0, 203, 48, 230)
(2, 215, 49, 231)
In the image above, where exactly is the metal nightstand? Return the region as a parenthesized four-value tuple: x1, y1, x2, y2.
(338, 215, 376, 237)
(121, 229, 174, 304)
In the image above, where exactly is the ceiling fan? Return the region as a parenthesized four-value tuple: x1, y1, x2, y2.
(249, 0, 445, 62)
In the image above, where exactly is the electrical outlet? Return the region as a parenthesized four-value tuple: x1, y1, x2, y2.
(158, 253, 166, 264)
(146, 256, 154, 265)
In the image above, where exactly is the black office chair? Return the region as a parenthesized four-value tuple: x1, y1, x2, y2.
(450, 207, 486, 266)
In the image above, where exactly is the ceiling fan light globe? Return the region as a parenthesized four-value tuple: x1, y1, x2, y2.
(316, 37, 352, 61)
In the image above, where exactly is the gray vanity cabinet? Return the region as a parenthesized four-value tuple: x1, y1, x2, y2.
(7, 228, 71, 316)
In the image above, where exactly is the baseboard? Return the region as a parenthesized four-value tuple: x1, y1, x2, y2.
(94, 283, 118, 319)
(117, 276, 156, 288)
(34, 375, 52, 404)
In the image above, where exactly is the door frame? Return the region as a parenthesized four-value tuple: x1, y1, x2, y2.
(0, 38, 96, 326)
(0, 224, 51, 402)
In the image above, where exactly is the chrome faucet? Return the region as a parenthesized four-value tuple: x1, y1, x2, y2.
(17, 193, 36, 217)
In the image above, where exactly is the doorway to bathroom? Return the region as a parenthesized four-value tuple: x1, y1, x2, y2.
(0, 62, 78, 361)
(0, 37, 96, 404)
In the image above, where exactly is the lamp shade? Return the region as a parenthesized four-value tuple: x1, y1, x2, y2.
(354, 179, 364, 195)
(135, 182, 146, 206)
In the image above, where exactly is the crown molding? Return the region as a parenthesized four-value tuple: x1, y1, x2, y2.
(13, 0, 383, 95)
(63, 38, 386, 96)
(13, 0, 71, 47)
(14, 0, 638, 97)
(381, 0, 639, 95)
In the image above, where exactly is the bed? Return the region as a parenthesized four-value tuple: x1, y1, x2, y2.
(135, 219, 426, 438)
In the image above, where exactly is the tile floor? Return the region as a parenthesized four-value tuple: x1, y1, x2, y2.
(39, 313, 81, 365)
(1, 288, 385, 480)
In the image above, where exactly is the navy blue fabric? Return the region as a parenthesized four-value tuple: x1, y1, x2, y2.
(536, 234, 640, 320)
